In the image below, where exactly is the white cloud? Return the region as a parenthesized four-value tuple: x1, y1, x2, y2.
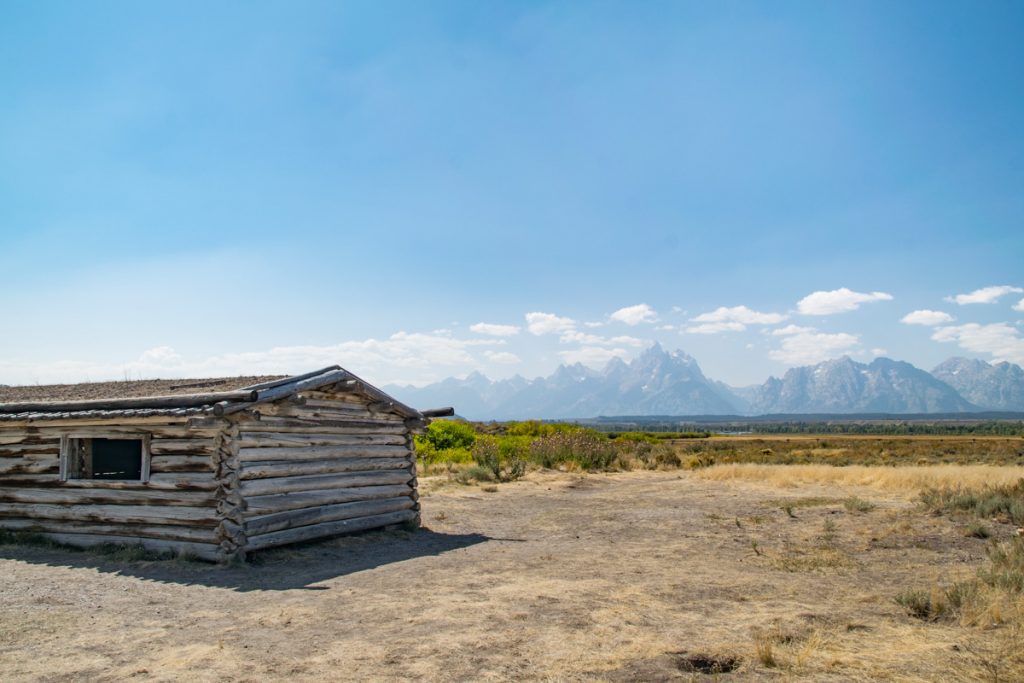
(871, 348, 888, 357)
(797, 288, 893, 315)
(483, 351, 521, 364)
(609, 336, 645, 347)
(945, 285, 1024, 305)
(684, 322, 746, 335)
(609, 303, 658, 326)
(692, 305, 787, 326)
(560, 331, 645, 347)
(770, 324, 816, 336)
(582, 321, 605, 328)
(0, 332, 507, 387)
(560, 330, 606, 345)
(1014, 298, 1024, 313)
(525, 312, 576, 335)
(900, 310, 955, 326)
(931, 323, 1024, 365)
(656, 324, 676, 331)
(557, 346, 630, 367)
(768, 330, 860, 365)
(469, 322, 521, 337)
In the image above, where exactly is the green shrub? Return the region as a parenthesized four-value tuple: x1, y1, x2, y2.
(528, 431, 618, 471)
(472, 437, 502, 480)
(419, 420, 477, 451)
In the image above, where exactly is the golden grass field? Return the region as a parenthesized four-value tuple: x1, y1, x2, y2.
(1, 436, 1022, 681)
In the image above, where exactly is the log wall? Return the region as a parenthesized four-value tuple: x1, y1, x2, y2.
(0, 419, 223, 560)
(0, 389, 422, 561)
(235, 390, 418, 552)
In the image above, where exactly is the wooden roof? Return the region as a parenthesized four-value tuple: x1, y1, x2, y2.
(0, 367, 439, 422)
(0, 376, 283, 403)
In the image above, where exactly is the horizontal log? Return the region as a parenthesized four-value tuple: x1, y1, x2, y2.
(0, 444, 60, 457)
(420, 407, 456, 418)
(244, 484, 413, 516)
(0, 503, 219, 527)
(239, 470, 413, 497)
(240, 457, 411, 481)
(3, 531, 221, 561)
(0, 517, 218, 543)
(149, 455, 214, 473)
(245, 496, 414, 536)
(0, 487, 216, 507)
(237, 433, 407, 449)
(0, 390, 257, 415)
(0, 459, 58, 475)
(296, 398, 377, 411)
(238, 444, 409, 462)
(149, 439, 216, 455)
(296, 390, 367, 403)
(246, 509, 417, 551)
(0, 423, 219, 439)
(243, 366, 342, 391)
(235, 418, 407, 435)
(258, 403, 404, 422)
(218, 369, 348, 416)
(0, 476, 218, 491)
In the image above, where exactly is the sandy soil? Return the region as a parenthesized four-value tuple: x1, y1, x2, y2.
(0, 470, 1010, 681)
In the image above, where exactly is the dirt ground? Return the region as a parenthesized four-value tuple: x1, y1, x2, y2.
(0, 470, 1013, 681)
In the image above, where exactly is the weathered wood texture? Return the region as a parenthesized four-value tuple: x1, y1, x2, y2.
(236, 392, 418, 550)
(0, 419, 222, 554)
(0, 386, 422, 560)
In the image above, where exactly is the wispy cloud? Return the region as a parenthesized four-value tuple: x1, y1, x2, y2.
(769, 324, 816, 336)
(1014, 298, 1024, 313)
(483, 350, 522, 364)
(797, 288, 893, 315)
(0, 332, 507, 387)
(559, 330, 644, 346)
(900, 310, 954, 326)
(684, 321, 746, 335)
(558, 346, 629, 366)
(686, 305, 787, 333)
(525, 312, 576, 335)
(609, 303, 658, 326)
(931, 323, 1024, 365)
(470, 322, 521, 336)
(945, 285, 1023, 305)
(768, 329, 860, 365)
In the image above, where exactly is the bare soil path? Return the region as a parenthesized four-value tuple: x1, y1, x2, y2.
(0, 471, 1001, 681)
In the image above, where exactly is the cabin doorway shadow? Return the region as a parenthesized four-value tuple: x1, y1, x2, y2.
(0, 527, 490, 591)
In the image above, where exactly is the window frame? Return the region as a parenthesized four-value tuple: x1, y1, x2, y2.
(59, 433, 152, 483)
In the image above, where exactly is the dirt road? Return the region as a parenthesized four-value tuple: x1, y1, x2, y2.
(0, 471, 1000, 681)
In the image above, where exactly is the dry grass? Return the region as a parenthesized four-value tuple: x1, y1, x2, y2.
(694, 463, 1024, 493)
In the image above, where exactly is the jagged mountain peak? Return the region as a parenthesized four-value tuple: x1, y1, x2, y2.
(382, 350, 1001, 420)
(932, 356, 1024, 411)
(752, 355, 977, 414)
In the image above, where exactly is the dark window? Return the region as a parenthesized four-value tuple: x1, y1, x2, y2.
(63, 436, 150, 481)
(90, 438, 143, 480)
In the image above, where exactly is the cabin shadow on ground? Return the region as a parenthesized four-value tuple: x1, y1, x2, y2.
(0, 527, 490, 591)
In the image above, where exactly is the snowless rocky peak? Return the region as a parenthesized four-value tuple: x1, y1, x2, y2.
(932, 357, 1024, 411)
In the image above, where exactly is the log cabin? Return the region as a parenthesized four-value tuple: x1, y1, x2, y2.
(0, 366, 452, 561)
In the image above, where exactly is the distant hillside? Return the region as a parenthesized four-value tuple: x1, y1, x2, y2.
(386, 348, 1006, 420)
(386, 343, 744, 420)
(748, 356, 978, 414)
(931, 357, 1024, 411)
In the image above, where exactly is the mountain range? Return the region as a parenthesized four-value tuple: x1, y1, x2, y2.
(384, 343, 1024, 420)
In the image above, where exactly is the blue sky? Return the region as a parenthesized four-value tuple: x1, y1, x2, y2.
(2, 1, 1023, 387)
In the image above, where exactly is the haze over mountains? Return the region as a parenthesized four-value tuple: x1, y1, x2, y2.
(385, 344, 1024, 420)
